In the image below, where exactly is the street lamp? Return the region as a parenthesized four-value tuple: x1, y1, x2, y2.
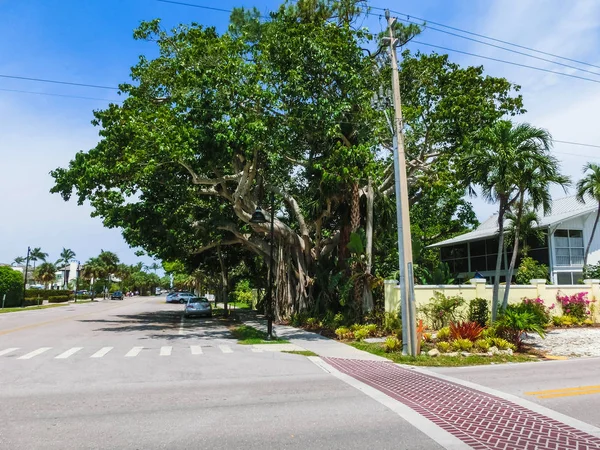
(75, 261, 80, 303)
(21, 246, 31, 308)
(250, 192, 275, 339)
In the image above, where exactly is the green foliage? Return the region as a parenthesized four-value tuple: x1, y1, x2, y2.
(354, 327, 370, 341)
(474, 339, 490, 352)
(48, 296, 71, 303)
(480, 326, 498, 339)
(519, 297, 551, 327)
(419, 292, 465, 329)
(383, 312, 401, 334)
(515, 257, 549, 284)
(417, 262, 455, 285)
(468, 298, 489, 327)
(335, 326, 353, 340)
(25, 289, 73, 299)
(384, 337, 401, 353)
(451, 338, 473, 352)
(496, 305, 545, 349)
(449, 321, 484, 341)
(305, 317, 321, 330)
(0, 266, 24, 308)
(436, 327, 451, 341)
(436, 341, 451, 353)
(486, 337, 515, 351)
(231, 325, 288, 344)
(231, 280, 254, 306)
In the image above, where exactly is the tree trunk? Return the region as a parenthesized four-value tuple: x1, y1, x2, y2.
(217, 243, 229, 316)
(584, 204, 600, 270)
(363, 179, 374, 312)
(502, 192, 524, 310)
(492, 198, 507, 323)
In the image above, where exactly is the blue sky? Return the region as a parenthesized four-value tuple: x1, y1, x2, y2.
(1, 0, 600, 266)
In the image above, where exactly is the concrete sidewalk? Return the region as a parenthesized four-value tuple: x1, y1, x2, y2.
(236, 312, 388, 361)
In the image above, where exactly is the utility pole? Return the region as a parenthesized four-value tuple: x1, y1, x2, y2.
(384, 10, 417, 356)
(21, 246, 31, 307)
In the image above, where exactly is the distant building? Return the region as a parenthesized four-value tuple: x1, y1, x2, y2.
(430, 195, 598, 285)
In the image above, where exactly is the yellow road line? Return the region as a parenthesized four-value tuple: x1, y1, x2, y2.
(0, 298, 150, 337)
(526, 385, 600, 399)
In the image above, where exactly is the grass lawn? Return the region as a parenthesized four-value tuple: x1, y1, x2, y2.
(282, 350, 318, 357)
(351, 342, 538, 367)
(0, 303, 68, 314)
(230, 325, 290, 345)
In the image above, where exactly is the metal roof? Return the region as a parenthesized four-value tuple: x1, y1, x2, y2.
(430, 194, 597, 248)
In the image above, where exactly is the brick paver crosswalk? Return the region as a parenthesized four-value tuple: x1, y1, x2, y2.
(324, 358, 600, 450)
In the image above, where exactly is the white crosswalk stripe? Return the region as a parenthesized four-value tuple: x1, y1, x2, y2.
(0, 348, 18, 356)
(219, 345, 233, 354)
(55, 347, 83, 359)
(90, 347, 113, 358)
(18, 347, 52, 360)
(190, 345, 203, 355)
(160, 346, 172, 356)
(125, 346, 144, 357)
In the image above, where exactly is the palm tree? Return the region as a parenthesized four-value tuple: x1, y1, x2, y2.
(56, 248, 76, 266)
(467, 121, 569, 320)
(30, 247, 48, 271)
(12, 256, 26, 266)
(505, 204, 544, 258)
(147, 262, 160, 274)
(98, 250, 119, 298)
(81, 258, 104, 297)
(114, 263, 132, 291)
(34, 262, 57, 289)
(576, 163, 600, 268)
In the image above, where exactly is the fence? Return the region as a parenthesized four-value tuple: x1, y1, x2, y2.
(384, 278, 600, 324)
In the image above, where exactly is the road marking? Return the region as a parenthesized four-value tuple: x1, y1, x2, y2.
(55, 347, 83, 359)
(160, 346, 172, 356)
(125, 346, 144, 357)
(190, 345, 203, 355)
(178, 315, 185, 335)
(219, 345, 233, 354)
(18, 347, 52, 360)
(0, 348, 19, 356)
(90, 347, 113, 358)
(526, 385, 600, 399)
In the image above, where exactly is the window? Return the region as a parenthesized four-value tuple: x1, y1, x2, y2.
(554, 230, 584, 266)
(556, 272, 583, 285)
(440, 244, 469, 274)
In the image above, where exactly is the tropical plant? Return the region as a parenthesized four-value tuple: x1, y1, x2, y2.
(56, 248, 76, 266)
(520, 297, 552, 327)
(449, 321, 484, 341)
(435, 326, 451, 341)
(417, 262, 455, 285)
(384, 336, 401, 353)
(505, 204, 544, 258)
(419, 292, 465, 329)
(451, 338, 473, 352)
(496, 305, 545, 349)
(29, 247, 48, 270)
(436, 341, 451, 353)
(468, 298, 489, 327)
(34, 262, 58, 289)
(474, 339, 490, 352)
(467, 121, 569, 319)
(335, 326, 352, 340)
(556, 291, 592, 320)
(515, 257, 549, 285)
(0, 266, 23, 307)
(12, 256, 26, 266)
(576, 163, 600, 268)
(486, 337, 515, 351)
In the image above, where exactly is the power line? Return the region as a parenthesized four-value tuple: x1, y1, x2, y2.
(370, 5, 600, 71)
(0, 87, 121, 102)
(0, 74, 119, 90)
(554, 140, 600, 149)
(411, 41, 600, 85)
(155, 0, 269, 18)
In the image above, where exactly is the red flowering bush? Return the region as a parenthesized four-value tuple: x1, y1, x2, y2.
(556, 291, 593, 320)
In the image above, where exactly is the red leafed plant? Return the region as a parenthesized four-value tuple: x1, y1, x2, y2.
(449, 321, 484, 341)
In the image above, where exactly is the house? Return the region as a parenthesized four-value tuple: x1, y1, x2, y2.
(430, 195, 599, 285)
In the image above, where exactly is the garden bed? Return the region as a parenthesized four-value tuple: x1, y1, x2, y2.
(523, 328, 600, 357)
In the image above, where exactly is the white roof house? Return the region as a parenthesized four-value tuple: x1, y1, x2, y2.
(430, 195, 599, 285)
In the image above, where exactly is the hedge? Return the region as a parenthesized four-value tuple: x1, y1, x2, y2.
(25, 289, 74, 300)
(48, 296, 71, 303)
(0, 266, 24, 308)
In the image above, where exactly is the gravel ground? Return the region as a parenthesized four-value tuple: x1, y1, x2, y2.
(524, 328, 600, 357)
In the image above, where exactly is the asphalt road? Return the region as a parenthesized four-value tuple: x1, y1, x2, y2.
(0, 298, 442, 450)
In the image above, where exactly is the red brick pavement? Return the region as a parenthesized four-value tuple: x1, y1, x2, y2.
(324, 357, 600, 450)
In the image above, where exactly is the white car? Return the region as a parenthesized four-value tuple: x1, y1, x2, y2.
(184, 297, 212, 318)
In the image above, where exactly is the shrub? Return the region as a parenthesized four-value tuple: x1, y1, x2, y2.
(384, 337, 401, 353)
(481, 326, 497, 339)
(520, 297, 552, 327)
(24, 289, 73, 299)
(350, 324, 363, 332)
(436, 342, 451, 353)
(468, 298, 489, 327)
(290, 313, 308, 327)
(48, 296, 71, 303)
(335, 327, 353, 340)
(422, 332, 432, 342)
(449, 321, 484, 341)
(487, 337, 515, 351)
(515, 257, 549, 285)
(305, 317, 320, 329)
(474, 339, 490, 352)
(364, 324, 377, 336)
(496, 305, 545, 349)
(383, 312, 401, 334)
(556, 291, 592, 320)
(419, 292, 465, 329)
(452, 338, 473, 352)
(354, 327, 370, 341)
(0, 266, 24, 308)
(436, 327, 451, 341)
(552, 315, 562, 327)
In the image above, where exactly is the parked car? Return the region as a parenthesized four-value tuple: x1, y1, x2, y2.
(111, 291, 123, 300)
(184, 297, 212, 318)
(166, 292, 195, 304)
